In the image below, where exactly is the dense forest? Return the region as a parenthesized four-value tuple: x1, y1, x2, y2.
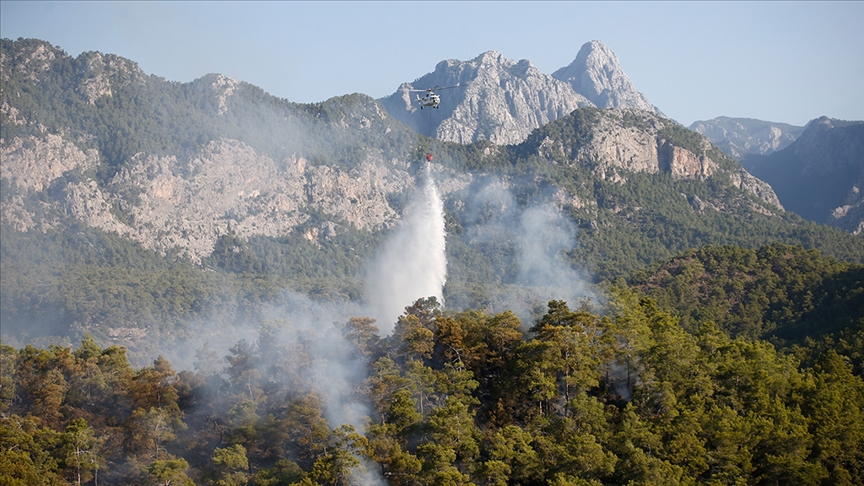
(3, 290, 863, 485)
(629, 244, 864, 343)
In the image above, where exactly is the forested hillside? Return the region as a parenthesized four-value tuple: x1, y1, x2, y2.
(2, 294, 863, 485)
(628, 243, 864, 372)
(0, 39, 419, 180)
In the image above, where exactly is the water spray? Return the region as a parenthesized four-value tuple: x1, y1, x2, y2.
(365, 153, 448, 334)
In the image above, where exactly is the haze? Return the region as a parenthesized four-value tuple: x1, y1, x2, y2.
(1, 1, 862, 126)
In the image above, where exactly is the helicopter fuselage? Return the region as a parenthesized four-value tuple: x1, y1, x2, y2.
(417, 93, 441, 109)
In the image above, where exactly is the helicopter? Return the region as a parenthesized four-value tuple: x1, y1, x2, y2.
(405, 84, 468, 109)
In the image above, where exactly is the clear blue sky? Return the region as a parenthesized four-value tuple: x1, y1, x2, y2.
(2, 1, 862, 126)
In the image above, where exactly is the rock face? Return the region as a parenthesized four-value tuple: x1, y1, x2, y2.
(742, 117, 864, 233)
(689, 117, 804, 159)
(552, 40, 660, 114)
(209, 74, 241, 115)
(76, 51, 148, 104)
(1, 133, 100, 192)
(568, 113, 662, 175)
(729, 169, 784, 211)
(831, 185, 864, 235)
(540, 110, 707, 178)
(379, 41, 660, 145)
(3, 136, 425, 260)
(0, 127, 487, 261)
(660, 143, 716, 180)
(1, 132, 102, 232)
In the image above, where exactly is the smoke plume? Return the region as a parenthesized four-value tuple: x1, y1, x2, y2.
(457, 178, 597, 322)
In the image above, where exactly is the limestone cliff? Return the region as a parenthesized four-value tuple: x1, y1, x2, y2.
(2, 135, 429, 260)
(1, 133, 99, 192)
(76, 51, 148, 104)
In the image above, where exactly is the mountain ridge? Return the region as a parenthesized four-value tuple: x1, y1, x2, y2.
(379, 40, 662, 145)
(690, 116, 805, 159)
(741, 116, 864, 234)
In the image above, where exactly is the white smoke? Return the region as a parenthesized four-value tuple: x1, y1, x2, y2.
(365, 162, 447, 334)
(516, 204, 589, 297)
(458, 178, 597, 322)
(174, 290, 388, 485)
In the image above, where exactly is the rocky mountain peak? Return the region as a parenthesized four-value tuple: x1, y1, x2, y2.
(0, 38, 62, 83)
(380, 40, 665, 145)
(76, 51, 147, 104)
(552, 40, 659, 114)
(793, 117, 864, 175)
(379, 50, 592, 145)
(474, 50, 507, 66)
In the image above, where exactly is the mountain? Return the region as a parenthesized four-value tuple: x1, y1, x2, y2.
(378, 40, 661, 146)
(2, 37, 863, 354)
(740, 117, 864, 234)
(551, 40, 660, 114)
(689, 116, 805, 159)
(378, 50, 593, 145)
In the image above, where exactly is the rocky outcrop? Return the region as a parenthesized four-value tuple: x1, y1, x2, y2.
(64, 180, 132, 237)
(552, 40, 660, 115)
(660, 142, 716, 180)
(1, 134, 469, 260)
(568, 112, 661, 175)
(729, 169, 784, 211)
(209, 74, 240, 115)
(689, 117, 804, 159)
(533, 109, 781, 210)
(554, 110, 713, 178)
(830, 183, 864, 235)
(0, 133, 99, 192)
(98, 139, 418, 259)
(0, 38, 60, 83)
(76, 51, 148, 104)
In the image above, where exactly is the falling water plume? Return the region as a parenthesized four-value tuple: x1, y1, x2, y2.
(365, 161, 447, 334)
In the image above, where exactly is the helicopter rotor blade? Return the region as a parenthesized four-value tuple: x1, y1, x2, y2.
(436, 84, 469, 91)
(400, 84, 468, 93)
